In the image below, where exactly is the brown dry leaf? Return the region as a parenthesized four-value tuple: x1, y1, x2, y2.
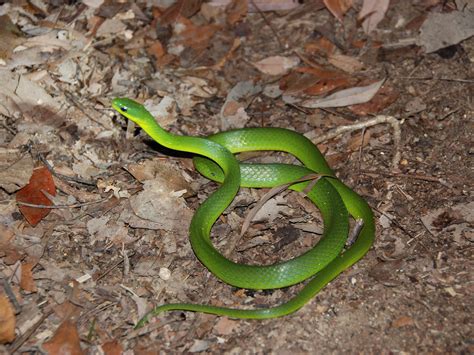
(296, 66, 345, 79)
(328, 53, 364, 73)
(324, 0, 353, 22)
(20, 260, 37, 293)
(253, 56, 299, 76)
(53, 301, 81, 321)
(304, 77, 352, 96)
(226, 0, 248, 25)
(300, 78, 385, 108)
(392, 315, 414, 328)
(42, 320, 84, 355)
(174, 18, 220, 51)
(220, 80, 262, 129)
(0, 294, 16, 344)
(280, 72, 320, 95)
(159, 0, 203, 26)
(214, 317, 239, 335)
(304, 37, 336, 56)
(101, 339, 123, 355)
(147, 40, 174, 67)
(349, 85, 399, 115)
(0, 224, 14, 247)
(358, 0, 390, 34)
(16, 166, 56, 227)
(280, 66, 350, 95)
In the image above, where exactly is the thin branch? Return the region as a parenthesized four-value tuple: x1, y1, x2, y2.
(360, 169, 452, 188)
(250, 0, 284, 51)
(16, 195, 112, 209)
(38, 154, 96, 186)
(306, 115, 402, 169)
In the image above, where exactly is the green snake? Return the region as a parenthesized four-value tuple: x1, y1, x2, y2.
(112, 98, 375, 326)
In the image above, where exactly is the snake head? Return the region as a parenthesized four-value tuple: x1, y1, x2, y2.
(112, 98, 154, 127)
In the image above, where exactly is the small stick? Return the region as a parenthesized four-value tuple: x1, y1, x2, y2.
(240, 173, 324, 237)
(400, 76, 474, 83)
(250, 0, 285, 50)
(38, 154, 96, 186)
(360, 169, 451, 187)
(347, 219, 364, 247)
(1, 278, 21, 313)
(94, 251, 135, 282)
(8, 309, 54, 354)
(306, 115, 402, 169)
(16, 195, 112, 209)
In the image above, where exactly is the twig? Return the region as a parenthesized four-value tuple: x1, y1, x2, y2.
(64, 92, 109, 128)
(16, 195, 112, 209)
(306, 115, 402, 169)
(400, 76, 474, 83)
(357, 127, 367, 184)
(8, 309, 54, 354)
(250, 0, 284, 51)
(38, 154, 96, 186)
(360, 169, 451, 188)
(0, 113, 17, 135)
(94, 250, 135, 282)
(347, 219, 364, 247)
(373, 207, 414, 239)
(241, 173, 325, 237)
(1, 278, 21, 313)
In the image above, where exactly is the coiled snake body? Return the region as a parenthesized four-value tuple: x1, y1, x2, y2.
(112, 98, 375, 327)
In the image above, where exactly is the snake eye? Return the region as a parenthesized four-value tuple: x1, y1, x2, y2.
(120, 106, 128, 112)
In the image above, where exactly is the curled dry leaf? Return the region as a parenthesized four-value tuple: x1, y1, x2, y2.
(0, 295, 15, 344)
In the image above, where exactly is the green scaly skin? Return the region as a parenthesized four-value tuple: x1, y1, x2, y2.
(112, 98, 375, 327)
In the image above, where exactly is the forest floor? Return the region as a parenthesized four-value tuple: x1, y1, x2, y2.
(0, 1, 472, 354)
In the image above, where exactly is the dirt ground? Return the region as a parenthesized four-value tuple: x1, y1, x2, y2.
(0, 1, 473, 354)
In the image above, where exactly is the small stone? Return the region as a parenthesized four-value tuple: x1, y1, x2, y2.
(159, 267, 171, 280)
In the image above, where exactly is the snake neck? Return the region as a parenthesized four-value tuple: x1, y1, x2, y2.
(141, 117, 239, 177)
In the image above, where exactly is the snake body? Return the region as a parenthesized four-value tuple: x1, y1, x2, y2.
(112, 98, 375, 326)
